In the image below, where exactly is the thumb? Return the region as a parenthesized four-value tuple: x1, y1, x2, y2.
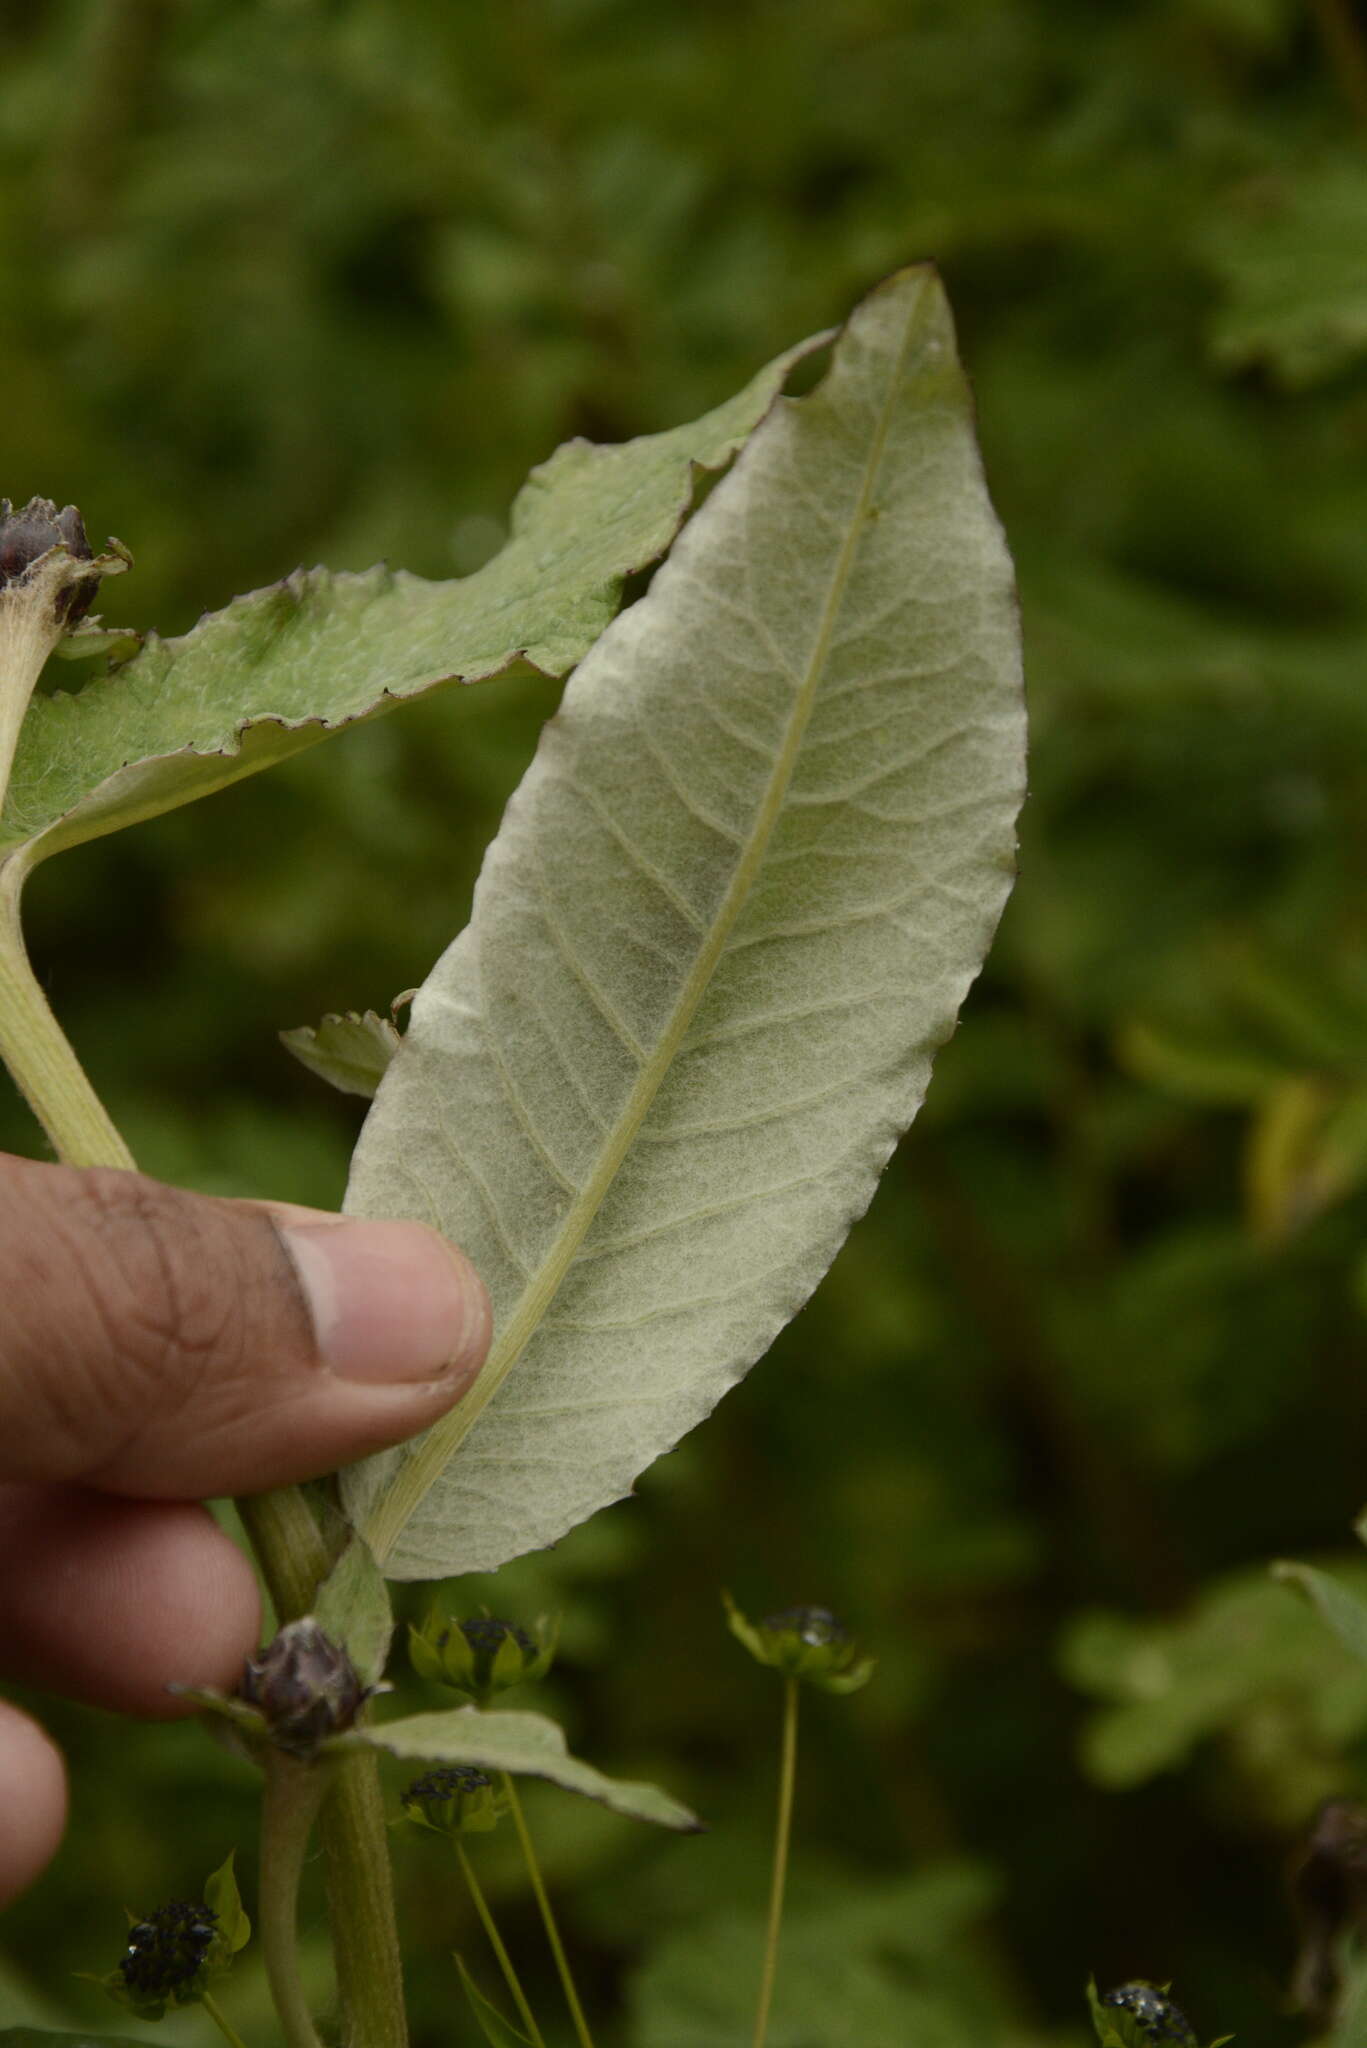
(0, 1154, 491, 1498)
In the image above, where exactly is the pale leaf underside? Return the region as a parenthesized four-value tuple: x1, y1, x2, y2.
(0, 339, 820, 872)
(356, 1707, 699, 1830)
(342, 265, 1027, 1581)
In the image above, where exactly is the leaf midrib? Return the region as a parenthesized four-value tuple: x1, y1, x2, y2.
(363, 287, 924, 1568)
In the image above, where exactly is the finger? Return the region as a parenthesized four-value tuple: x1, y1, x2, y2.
(0, 1155, 492, 1497)
(0, 1485, 259, 1715)
(0, 1698, 66, 1907)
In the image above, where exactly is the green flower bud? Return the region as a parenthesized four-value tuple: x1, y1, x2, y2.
(238, 1618, 369, 1757)
(723, 1593, 875, 1693)
(400, 1765, 504, 1838)
(1098, 1984, 1198, 2048)
(409, 1610, 558, 1705)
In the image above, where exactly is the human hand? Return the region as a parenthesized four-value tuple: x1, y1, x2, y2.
(0, 1151, 491, 1905)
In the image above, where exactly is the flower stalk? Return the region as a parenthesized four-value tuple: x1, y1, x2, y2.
(503, 1774, 595, 2048)
(752, 1674, 799, 2048)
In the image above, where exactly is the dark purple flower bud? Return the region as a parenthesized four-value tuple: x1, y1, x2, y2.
(119, 1899, 218, 1999)
(238, 1618, 367, 1758)
(1100, 1984, 1197, 2048)
(0, 497, 98, 622)
(400, 1764, 503, 1837)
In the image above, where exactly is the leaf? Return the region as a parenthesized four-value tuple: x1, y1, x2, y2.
(629, 1860, 1004, 2048)
(1203, 155, 1367, 389)
(312, 1532, 393, 1686)
(340, 265, 1025, 1578)
(1088, 1981, 1152, 2048)
(455, 1957, 536, 2048)
(353, 1704, 700, 1830)
(1062, 1567, 1367, 1789)
(202, 1850, 251, 1956)
(280, 1010, 401, 1099)
(1274, 1561, 1367, 1668)
(0, 2037, 165, 2047)
(0, 334, 825, 874)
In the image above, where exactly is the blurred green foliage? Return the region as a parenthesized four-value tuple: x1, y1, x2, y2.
(2, 0, 1367, 2043)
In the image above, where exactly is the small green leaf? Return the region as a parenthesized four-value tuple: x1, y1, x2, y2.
(455, 1957, 536, 2047)
(280, 1010, 401, 1099)
(353, 1705, 701, 1831)
(202, 1852, 250, 1957)
(1274, 1561, 1367, 1667)
(312, 1534, 393, 1688)
(50, 619, 144, 663)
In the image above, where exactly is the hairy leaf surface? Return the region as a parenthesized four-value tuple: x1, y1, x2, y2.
(355, 1707, 698, 1829)
(342, 267, 1026, 1579)
(0, 340, 820, 871)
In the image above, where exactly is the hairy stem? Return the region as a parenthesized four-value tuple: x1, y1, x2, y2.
(0, 858, 134, 1166)
(503, 1774, 595, 2048)
(201, 1988, 252, 2048)
(0, 876, 409, 2048)
(260, 1753, 328, 2048)
(457, 1840, 547, 2047)
(240, 1488, 410, 2048)
(752, 1676, 799, 2048)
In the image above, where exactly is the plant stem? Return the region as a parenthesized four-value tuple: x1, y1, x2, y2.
(237, 1487, 334, 1623)
(240, 1487, 410, 2048)
(457, 1840, 547, 2047)
(259, 1752, 329, 2048)
(317, 1752, 409, 2048)
(201, 1988, 252, 2048)
(0, 867, 410, 2048)
(0, 857, 134, 1166)
(502, 1774, 595, 2048)
(752, 1675, 799, 2048)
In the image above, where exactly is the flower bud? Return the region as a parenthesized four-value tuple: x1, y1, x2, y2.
(1099, 1984, 1197, 2048)
(400, 1764, 504, 1838)
(121, 1900, 218, 2002)
(0, 496, 129, 810)
(0, 497, 97, 623)
(238, 1618, 368, 1757)
(723, 1594, 875, 1693)
(409, 1610, 557, 1705)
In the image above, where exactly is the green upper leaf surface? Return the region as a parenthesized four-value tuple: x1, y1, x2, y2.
(279, 1010, 401, 1099)
(340, 266, 1026, 1579)
(0, 339, 821, 872)
(312, 1533, 393, 1686)
(1274, 1561, 1367, 1668)
(357, 1704, 699, 1830)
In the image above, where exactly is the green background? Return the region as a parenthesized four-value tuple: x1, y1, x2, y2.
(2, 1, 1367, 2043)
